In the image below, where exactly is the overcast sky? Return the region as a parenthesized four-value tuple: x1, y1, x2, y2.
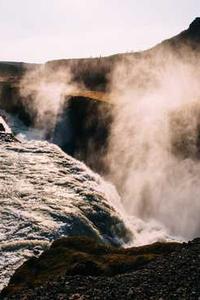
(0, 0, 199, 63)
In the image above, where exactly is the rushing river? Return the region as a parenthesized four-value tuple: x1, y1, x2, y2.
(0, 109, 180, 290)
(0, 132, 134, 289)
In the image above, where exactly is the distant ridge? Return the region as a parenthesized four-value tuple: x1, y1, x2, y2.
(0, 18, 199, 73)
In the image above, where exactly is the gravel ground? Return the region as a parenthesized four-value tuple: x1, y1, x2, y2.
(2, 238, 200, 300)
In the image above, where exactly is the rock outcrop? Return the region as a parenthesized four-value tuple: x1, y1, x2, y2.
(1, 237, 200, 299)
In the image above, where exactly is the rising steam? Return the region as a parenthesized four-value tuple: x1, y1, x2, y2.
(19, 65, 79, 138)
(106, 48, 200, 241)
(17, 42, 200, 244)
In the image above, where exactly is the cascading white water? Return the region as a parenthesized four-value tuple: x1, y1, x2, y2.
(0, 128, 132, 289)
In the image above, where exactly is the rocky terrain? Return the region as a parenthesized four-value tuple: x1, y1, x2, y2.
(1, 237, 200, 299)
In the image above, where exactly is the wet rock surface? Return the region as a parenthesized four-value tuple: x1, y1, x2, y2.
(0, 132, 18, 142)
(1, 238, 200, 299)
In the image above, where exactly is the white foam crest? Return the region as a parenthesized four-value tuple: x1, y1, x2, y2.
(0, 139, 132, 289)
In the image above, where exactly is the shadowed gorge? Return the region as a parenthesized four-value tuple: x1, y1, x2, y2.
(52, 96, 112, 174)
(1, 19, 200, 238)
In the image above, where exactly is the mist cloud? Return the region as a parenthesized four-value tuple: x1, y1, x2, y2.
(106, 47, 200, 240)
(19, 65, 79, 139)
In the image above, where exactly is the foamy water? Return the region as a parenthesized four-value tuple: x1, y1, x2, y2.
(0, 135, 133, 289)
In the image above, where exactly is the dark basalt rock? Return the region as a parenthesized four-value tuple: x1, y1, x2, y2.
(179, 17, 200, 48)
(166, 17, 200, 51)
(2, 237, 200, 300)
(0, 82, 33, 126)
(1, 236, 181, 298)
(0, 132, 19, 143)
(188, 17, 200, 37)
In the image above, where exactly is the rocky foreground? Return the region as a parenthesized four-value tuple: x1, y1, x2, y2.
(1, 236, 200, 299)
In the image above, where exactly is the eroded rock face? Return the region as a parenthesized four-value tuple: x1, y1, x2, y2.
(0, 137, 132, 289)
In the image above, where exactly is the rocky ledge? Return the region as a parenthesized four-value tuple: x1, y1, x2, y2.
(1, 236, 200, 299)
(0, 132, 19, 143)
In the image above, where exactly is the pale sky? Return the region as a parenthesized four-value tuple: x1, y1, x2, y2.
(0, 0, 199, 63)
